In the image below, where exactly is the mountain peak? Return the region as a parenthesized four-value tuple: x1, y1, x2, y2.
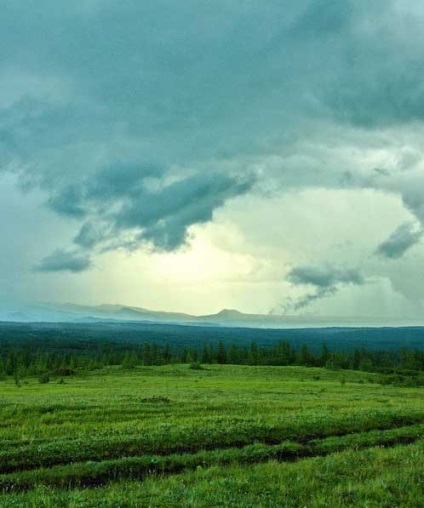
(215, 308, 244, 317)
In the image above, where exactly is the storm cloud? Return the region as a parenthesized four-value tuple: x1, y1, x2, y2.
(376, 222, 424, 259)
(285, 265, 364, 311)
(1, 1, 424, 319)
(35, 249, 92, 274)
(71, 167, 256, 251)
(2, 1, 424, 248)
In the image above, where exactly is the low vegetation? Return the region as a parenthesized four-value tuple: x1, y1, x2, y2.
(1, 363, 424, 506)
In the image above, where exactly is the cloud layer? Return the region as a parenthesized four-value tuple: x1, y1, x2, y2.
(285, 265, 365, 311)
(377, 222, 424, 259)
(1, 1, 424, 316)
(35, 249, 92, 274)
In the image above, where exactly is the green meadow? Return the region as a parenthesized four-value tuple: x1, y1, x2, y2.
(1, 364, 424, 507)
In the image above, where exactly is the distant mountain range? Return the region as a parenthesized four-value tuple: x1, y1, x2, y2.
(2, 302, 424, 329)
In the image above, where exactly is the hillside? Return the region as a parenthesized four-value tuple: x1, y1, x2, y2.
(1, 320, 424, 352)
(4, 302, 424, 329)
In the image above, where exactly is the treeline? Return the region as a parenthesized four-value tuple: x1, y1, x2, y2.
(2, 339, 424, 379)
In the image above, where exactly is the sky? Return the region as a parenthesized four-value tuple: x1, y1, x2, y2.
(1, 0, 424, 322)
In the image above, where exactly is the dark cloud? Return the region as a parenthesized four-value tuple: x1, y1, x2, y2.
(68, 168, 256, 253)
(290, 0, 353, 39)
(48, 184, 86, 218)
(327, 74, 424, 128)
(282, 287, 338, 312)
(317, 3, 424, 129)
(35, 249, 92, 273)
(400, 179, 424, 224)
(1, 0, 424, 275)
(372, 168, 391, 177)
(288, 265, 364, 288)
(376, 222, 423, 259)
(74, 221, 109, 250)
(285, 265, 364, 310)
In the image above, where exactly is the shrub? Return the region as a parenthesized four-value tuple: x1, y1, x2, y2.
(50, 368, 75, 377)
(140, 396, 171, 404)
(189, 362, 204, 371)
(38, 373, 50, 384)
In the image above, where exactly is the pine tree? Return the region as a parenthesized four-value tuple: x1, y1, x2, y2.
(319, 343, 330, 367)
(299, 344, 314, 366)
(217, 341, 227, 364)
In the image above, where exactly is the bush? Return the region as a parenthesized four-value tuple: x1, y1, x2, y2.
(38, 373, 50, 384)
(189, 362, 204, 370)
(50, 368, 75, 377)
(140, 396, 171, 404)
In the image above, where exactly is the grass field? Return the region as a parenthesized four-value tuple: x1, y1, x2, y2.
(1, 364, 424, 507)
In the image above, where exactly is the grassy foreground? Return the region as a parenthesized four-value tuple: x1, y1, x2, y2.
(1, 364, 424, 506)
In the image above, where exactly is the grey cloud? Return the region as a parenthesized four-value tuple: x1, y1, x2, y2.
(48, 161, 163, 219)
(74, 221, 110, 250)
(397, 149, 421, 171)
(48, 185, 86, 218)
(401, 183, 424, 224)
(282, 287, 338, 312)
(372, 168, 391, 177)
(32, 147, 256, 257)
(0, 1, 366, 172)
(0, 2, 414, 164)
(288, 265, 364, 288)
(73, 169, 256, 252)
(87, 162, 162, 201)
(321, 4, 424, 129)
(137, 173, 252, 251)
(376, 222, 423, 259)
(378, 171, 424, 229)
(327, 75, 424, 128)
(290, 0, 353, 39)
(285, 265, 364, 310)
(35, 249, 92, 273)
(117, 172, 251, 228)
(2, 0, 424, 272)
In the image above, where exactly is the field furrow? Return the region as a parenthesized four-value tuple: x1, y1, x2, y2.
(1, 424, 424, 492)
